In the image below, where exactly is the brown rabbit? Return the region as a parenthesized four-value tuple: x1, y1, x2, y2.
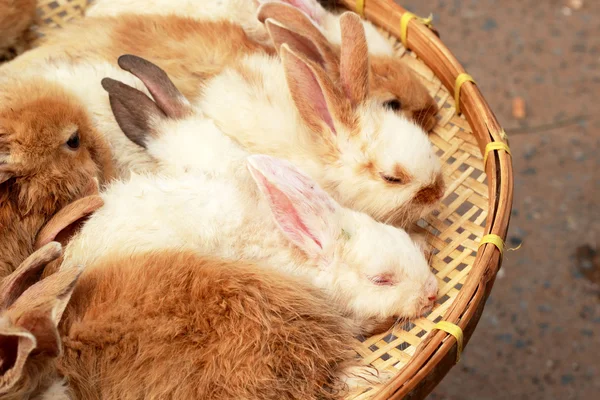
(0, 79, 114, 279)
(0, 0, 37, 61)
(0, 246, 383, 400)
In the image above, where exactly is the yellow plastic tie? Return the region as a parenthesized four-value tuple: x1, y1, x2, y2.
(356, 0, 365, 17)
(434, 321, 463, 363)
(483, 141, 511, 166)
(478, 234, 505, 255)
(400, 11, 434, 49)
(454, 73, 476, 114)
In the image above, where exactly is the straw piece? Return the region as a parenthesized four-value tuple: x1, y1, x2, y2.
(433, 321, 464, 363)
(483, 141, 511, 167)
(399, 11, 433, 49)
(478, 234, 504, 255)
(454, 73, 476, 114)
(356, 0, 365, 16)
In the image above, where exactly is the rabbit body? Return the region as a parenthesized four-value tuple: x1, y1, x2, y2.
(0, 244, 367, 400)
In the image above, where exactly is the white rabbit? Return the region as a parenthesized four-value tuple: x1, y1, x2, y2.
(58, 56, 439, 331)
(194, 13, 444, 227)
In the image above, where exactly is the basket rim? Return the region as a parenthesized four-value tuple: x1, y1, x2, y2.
(337, 1, 514, 398)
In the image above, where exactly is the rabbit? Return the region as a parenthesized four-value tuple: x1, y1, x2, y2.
(256, 2, 438, 132)
(0, 79, 114, 280)
(82, 0, 438, 131)
(0, 243, 384, 399)
(0, 0, 37, 61)
(59, 59, 439, 334)
(193, 13, 444, 227)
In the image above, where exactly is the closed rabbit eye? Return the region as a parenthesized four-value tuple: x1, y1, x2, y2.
(380, 173, 404, 184)
(65, 131, 80, 150)
(383, 99, 402, 112)
(369, 274, 396, 286)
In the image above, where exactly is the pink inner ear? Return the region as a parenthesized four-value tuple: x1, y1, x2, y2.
(254, 166, 323, 248)
(284, 0, 323, 23)
(288, 53, 337, 135)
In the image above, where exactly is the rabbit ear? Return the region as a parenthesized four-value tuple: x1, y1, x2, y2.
(117, 54, 192, 119)
(35, 195, 104, 250)
(0, 264, 82, 394)
(339, 12, 369, 105)
(101, 77, 164, 148)
(263, 0, 328, 24)
(280, 44, 341, 137)
(0, 327, 37, 394)
(264, 19, 326, 67)
(0, 242, 63, 310)
(247, 155, 338, 258)
(258, 2, 337, 69)
(0, 164, 14, 185)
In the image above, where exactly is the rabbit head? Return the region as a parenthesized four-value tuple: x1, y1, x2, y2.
(258, 3, 439, 132)
(0, 242, 81, 400)
(0, 79, 114, 218)
(267, 13, 444, 226)
(247, 154, 439, 326)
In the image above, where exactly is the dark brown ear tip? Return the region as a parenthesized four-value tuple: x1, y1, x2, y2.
(100, 77, 119, 92)
(117, 54, 143, 71)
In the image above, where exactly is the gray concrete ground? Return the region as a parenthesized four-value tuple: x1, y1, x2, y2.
(392, 0, 599, 399)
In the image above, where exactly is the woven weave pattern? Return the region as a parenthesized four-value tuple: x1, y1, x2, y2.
(19, 2, 488, 399)
(345, 32, 486, 399)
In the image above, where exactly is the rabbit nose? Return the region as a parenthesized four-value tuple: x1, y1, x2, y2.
(425, 275, 438, 299)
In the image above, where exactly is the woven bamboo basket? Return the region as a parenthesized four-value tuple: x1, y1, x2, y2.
(9, 0, 514, 398)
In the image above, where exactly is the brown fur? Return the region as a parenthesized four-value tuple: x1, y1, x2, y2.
(53, 250, 359, 399)
(0, 0, 37, 61)
(0, 81, 114, 279)
(413, 173, 445, 205)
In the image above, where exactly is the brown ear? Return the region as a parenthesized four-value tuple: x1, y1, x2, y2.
(101, 77, 165, 148)
(0, 264, 82, 393)
(117, 54, 192, 119)
(0, 327, 37, 394)
(258, 2, 337, 69)
(10, 264, 82, 329)
(339, 12, 369, 105)
(280, 44, 339, 137)
(35, 195, 104, 250)
(0, 242, 63, 310)
(265, 19, 325, 67)
(0, 164, 14, 185)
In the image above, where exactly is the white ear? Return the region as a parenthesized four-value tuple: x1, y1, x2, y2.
(247, 155, 339, 258)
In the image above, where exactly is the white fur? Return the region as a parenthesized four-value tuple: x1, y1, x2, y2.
(16, 60, 158, 179)
(197, 51, 442, 224)
(64, 111, 437, 323)
(39, 380, 71, 400)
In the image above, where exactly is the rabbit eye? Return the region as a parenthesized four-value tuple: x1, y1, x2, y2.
(383, 99, 402, 112)
(380, 173, 404, 184)
(369, 274, 396, 286)
(66, 132, 80, 150)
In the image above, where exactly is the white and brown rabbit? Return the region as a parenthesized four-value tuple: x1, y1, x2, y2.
(60, 57, 439, 333)
(0, 243, 382, 400)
